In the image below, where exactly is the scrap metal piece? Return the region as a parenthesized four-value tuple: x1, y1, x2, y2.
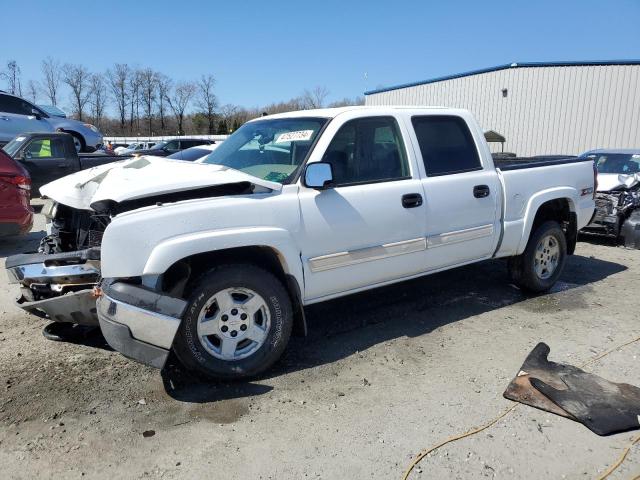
(503, 343, 576, 419)
(530, 375, 640, 436)
(505, 343, 640, 436)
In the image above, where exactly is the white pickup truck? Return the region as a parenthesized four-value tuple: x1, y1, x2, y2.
(6, 107, 596, 379)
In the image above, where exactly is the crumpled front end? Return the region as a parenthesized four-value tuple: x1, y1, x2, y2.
(583, 189, 640, 237)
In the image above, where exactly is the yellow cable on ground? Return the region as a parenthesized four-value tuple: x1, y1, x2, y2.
(401, 336, 640, 480)
(594, 434, 640, 480)
(401, 404, 519, 480)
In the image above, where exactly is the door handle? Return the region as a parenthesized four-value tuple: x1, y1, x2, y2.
(473, 185, 490, 198)
(402, 193, 423, 208)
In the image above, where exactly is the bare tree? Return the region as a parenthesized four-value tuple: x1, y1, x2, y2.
(128, 69, 143, 133)
(167, 81, 196, 135)
(139, 68, 157, 135)
(26, 80, 39, 103)
(1, 60, 22, 96)
(89, 73, 107, 129)
(302, 86, 330, 109)
(62, 64, 91, 121)
(196, 74, 218, 134)
(41, 57, 62, 106)
(107, 64, 129, 133)
(156, 73, 171, 133)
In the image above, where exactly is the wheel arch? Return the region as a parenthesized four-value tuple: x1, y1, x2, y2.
(518, 190, 577, 255)
(147, 231, 307, 336)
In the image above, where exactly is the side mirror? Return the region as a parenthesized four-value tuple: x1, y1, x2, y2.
(31, 108, 42, 120)
(304, 162, 334, 190)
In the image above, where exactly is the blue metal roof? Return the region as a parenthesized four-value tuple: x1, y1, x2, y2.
(364, 60, 640, 95)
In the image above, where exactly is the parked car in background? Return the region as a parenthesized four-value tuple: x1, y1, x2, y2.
(580, 149, 640, 248)
(0, 91, 103, 152)
(0, 148, 32, 236)
(2, 132, 122, 193)
(5, 106, 596, 379)
(167, 143, 219, 162)
(133, 138, 214, 157)
(114, 141, 156, 155)
(0, 92, 55, 146)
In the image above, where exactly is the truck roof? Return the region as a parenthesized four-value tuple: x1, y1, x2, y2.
(255, 105, 458, 121)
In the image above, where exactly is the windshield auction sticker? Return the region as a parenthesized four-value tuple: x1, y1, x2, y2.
(275, 130, 314, 143)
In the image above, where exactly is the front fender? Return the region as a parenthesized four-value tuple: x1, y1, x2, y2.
(142, 227, 304, 288)
(517, 187, 577, 254)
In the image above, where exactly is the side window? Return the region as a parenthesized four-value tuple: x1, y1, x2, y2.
(411, 116, 481, 176)
(25, 139, 64, 158)
(0, 95, 33, 115)
(0, 94, 10, 113)
(165, 140, 179, 150)
(321, 116, 409, 186)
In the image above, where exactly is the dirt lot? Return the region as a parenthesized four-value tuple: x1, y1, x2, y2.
(0, 211, 639, 480)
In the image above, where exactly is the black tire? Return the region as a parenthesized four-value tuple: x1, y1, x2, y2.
(507, 220, 567, 293)
(173, 264, 293, 380)
(68, 131, 86, 152)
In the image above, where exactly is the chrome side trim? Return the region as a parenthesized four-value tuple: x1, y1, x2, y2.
(427, 224, 494, 248)
(309, 238, 427, 272)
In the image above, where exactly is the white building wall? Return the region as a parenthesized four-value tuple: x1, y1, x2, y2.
(365, 65, 640, 156)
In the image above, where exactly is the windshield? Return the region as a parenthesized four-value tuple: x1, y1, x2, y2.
(587, 153, 640, 174)
(2, 135, 28, 157)
(150, 141, 168, 150)
(201, 117, 327, 183)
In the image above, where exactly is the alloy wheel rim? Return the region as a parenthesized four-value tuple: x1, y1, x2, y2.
(196, 287, 271, 361)
(534, 235, 560, 280)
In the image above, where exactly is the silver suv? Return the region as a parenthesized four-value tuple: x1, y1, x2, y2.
(0, 92, 103, 152)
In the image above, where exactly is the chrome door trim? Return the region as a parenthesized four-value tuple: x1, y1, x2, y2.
(308, 237, 427, 272)
(427, 224, 494, 248)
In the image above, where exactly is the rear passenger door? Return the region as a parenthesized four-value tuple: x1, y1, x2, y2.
(298, 115, 429, 301)
(409, 114, 500, 269)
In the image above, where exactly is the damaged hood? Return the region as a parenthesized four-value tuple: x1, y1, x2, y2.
(40, 156, 282, 210)
(597, 172, 640, 192)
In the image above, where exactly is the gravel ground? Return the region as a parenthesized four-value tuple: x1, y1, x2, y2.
(0, 210, 639, 479)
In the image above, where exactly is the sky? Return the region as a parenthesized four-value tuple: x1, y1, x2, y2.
(2, 0, 639, 112)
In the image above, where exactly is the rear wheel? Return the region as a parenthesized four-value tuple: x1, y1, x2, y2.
(173, 264, 293, 380)
(508, 221, 567, 293)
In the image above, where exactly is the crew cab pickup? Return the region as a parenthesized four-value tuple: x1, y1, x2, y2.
(2, 132, 126, 193)
(5, 107, 596, 379)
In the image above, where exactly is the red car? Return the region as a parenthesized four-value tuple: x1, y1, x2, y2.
(0, 148, 33, 236)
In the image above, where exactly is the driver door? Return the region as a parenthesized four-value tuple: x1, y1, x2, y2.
(297, 115, 428, 301)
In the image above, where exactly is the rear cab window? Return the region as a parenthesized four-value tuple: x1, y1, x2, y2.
(411, 115, 482, 176)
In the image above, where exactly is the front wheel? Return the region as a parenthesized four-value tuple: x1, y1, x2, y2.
(173, 264, 293, 380)
(68, 132, 85, 152)
(508, 220, 567, 293)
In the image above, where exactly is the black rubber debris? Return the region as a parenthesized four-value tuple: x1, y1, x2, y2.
(505, 342, 640, 436)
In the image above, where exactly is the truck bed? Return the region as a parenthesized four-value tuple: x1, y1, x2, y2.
(494, 155, 586, 171)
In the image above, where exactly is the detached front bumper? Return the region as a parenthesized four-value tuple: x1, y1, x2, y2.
(97, 281, 187, 369)
(6, 249, 101, 325)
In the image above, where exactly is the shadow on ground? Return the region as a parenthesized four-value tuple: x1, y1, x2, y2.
(159, 251, 625, 403)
